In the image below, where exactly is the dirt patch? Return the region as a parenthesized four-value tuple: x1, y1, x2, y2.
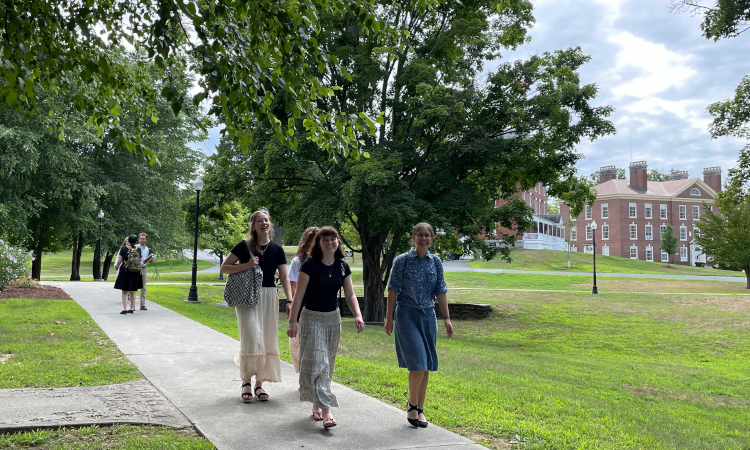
(0, 353, 15, 364)
(455, 427, 513, 450)
(0, 285, 72, 300)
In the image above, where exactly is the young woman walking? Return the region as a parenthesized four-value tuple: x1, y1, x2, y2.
(384, 222, 453, 428)
(220, 210, 293, 403)
(287, 227, 319, 375)
(113, 235, 143, 314)
(287, 226, 365, 429)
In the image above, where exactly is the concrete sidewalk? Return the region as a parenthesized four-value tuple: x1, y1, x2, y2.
(51, 281, 484, 450)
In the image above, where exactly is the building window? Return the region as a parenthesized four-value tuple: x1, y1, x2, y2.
(690, 188, 700, 196)
(629, 203, 636, 218)
(645, 225, 652, 240)
(571, 227, 577, 241)
(571, 246, 577, 252)
(586, 225, 593, 240)
(679, 205, 687, 220)
(645, 203, 652, 219)
(661, 250, 669, 262)
(660, 225, 667, 237)
(585, 205, 592, 220)
(630, 224, 637, 239)
(602, 225, 609, 240)
(601, 204, 608, 219)
(680, 225, 687, 240)
(680, 246, 688, 261)
(660, 204, 668, 219)
(646, 247, 653, 262)
(694, 226, 700, 238)
(602, 245, 609, 256)
(693, 205, 699, 220)
(630, 246, 638, 259)
(583, 244, 593, 254)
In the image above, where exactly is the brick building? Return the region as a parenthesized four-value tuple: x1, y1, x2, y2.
(494, 182, 567, 250)
(559, 162, 721, 266)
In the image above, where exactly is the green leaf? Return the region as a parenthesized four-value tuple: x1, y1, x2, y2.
(6, 91, 18, 106)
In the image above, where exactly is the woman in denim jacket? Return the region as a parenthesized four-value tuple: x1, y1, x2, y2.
(384, 222, 453, 428)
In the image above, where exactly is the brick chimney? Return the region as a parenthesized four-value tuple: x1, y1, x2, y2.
(599, 165, 618, 184)
(703, 166, 722, 192)
(629, 161, 648, 191)
(670, 170, 688, 180)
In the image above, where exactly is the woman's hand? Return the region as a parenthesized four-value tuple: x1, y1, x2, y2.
(384, 317, 394, 336)
(287, 324, 298, 338)
(444, 318, 454, 338)
(247, 256, 259, 268)
(354, 315, 365, 333)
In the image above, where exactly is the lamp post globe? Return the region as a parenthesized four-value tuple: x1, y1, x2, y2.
(186, 178, 203, 303)
(591, 220, 598, 295)
(94, 209, 105, 280)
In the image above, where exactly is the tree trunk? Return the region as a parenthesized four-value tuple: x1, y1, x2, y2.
(102, 251, 114, 281)
(92, 238, 101, 280)
(360, 233, 386, 322)
(70, 233, 83, 281)
(218, 253, 224, 281)
(745, 267, 750, 289)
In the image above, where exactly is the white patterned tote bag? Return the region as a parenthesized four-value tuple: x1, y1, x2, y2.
(224, 261, 263, 307)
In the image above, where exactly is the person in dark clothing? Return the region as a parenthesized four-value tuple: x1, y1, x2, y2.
(113, 234, 144, 314)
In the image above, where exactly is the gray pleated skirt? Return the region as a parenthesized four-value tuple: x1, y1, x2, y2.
(298, 308, 341, 408)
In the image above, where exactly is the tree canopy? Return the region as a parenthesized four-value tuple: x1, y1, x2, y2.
(215, 0, 615, 321)
(0, 0, 384, 161)
(659, 224, 679, 267)
(696, 198, 750, 287)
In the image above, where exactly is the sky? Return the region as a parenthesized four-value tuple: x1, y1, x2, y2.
(189, 0, 749, 183)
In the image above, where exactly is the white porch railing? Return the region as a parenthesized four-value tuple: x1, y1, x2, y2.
(520, 233, 568, 251)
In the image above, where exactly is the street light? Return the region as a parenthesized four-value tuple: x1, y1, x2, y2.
(186, 178, 204, 303)
(591, 220, 598, 295)
(94, 209, 104, 280)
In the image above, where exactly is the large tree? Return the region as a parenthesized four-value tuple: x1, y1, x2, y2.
(695, 196, 750, 287)
(659, 225, 679, 268)
(0, 0, 384, 160)
(225, 1, 615, 321)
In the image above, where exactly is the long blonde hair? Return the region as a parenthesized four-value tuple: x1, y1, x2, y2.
(245, 210, 273, 255)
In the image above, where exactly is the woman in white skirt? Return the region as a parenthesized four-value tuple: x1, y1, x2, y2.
(287, 226, 365, 429)
(221, 210, 293, 403)
(288, 226, 319, 375)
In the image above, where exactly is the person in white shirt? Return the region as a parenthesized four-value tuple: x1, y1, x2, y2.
(137, 233, 151, 310)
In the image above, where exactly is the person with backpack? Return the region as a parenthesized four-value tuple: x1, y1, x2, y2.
(384, 222, 453, 429)
(114, 234, 144, 314)
(287, 226, 365, 430)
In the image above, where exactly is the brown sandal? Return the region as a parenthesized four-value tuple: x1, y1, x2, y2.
(323, 417, 337, 429)
(312, 411, 324, 421)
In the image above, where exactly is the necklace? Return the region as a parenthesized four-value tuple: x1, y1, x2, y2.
(259, 241, 270, 252)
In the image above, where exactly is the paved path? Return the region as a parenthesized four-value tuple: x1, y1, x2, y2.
(0, 381, 192, 433)
(50, 281, 483, 450)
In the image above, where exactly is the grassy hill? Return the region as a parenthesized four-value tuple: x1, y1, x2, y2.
(467, 248, 744, 277)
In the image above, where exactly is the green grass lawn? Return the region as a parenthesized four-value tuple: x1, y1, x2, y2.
(147, 282, 750, 450)
(468, 248, 744, 277)
(0, 297, 142, 388)
(39, 248, 213, 277)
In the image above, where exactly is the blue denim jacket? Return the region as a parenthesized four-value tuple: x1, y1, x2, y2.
(388, 249, 447, 309)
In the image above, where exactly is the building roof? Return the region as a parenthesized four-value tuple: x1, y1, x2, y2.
(536, 214, 562, 223)
(593, 178, 703, 197)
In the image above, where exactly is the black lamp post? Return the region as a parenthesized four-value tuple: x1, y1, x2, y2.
(94, 209, 104, 280)
(591, 220, 598, 294)
(186, 178, 203, 303)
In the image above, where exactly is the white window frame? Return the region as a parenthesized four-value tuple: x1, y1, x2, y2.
(660, 204, 668, 219)
(585, 205, 592, 220)
(661, 250, 668, 262)
(646, 246, 653, 262)
(693, 205, 699, 220)
(693, 226, 700, 238)
(690, 188, 700, 196)
(645, 225, 652, 240)
(679, 205, 687, 220)
(680, 246, 688, 261)
(629, 203, 637, 218)
(644, 203, 652, 219)
(602, 224, 609, 240)
(680, 225, 687, 241)
(601, 203, 609, 219)
(602, 245, 609, 256)
(630, 224, 637, 240)
(571, 227, 577, 241)
(660, 225, 667, 238)
(630, 246, 638, 260)
(586, 225, 593, 240)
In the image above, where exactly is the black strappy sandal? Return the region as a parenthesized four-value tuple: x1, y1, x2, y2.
(417, 406, 428, 428)
(254, 386, 269, 401)
(406, 402, 420, 428)
(241, 383, 253, 403)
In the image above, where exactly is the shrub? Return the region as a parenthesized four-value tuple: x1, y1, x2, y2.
(0, 240, 33, 291)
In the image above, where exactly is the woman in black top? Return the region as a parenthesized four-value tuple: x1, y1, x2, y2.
(113, 235, 143, 314)
(220, 210, 293, 403)
(288, 226, 365, 429)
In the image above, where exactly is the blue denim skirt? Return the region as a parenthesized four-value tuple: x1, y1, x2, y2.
(394, 304, 438, 372)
